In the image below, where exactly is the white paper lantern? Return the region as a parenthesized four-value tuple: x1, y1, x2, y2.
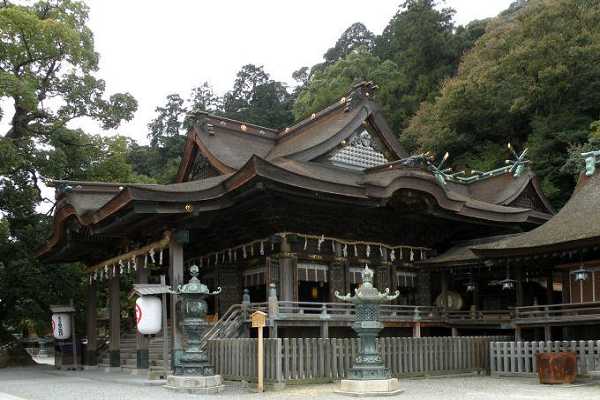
(51, 313, 71, 340)
(136, 296, 162, 335)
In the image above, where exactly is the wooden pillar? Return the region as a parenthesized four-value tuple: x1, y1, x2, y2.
(544, 325, 552, 341)
(515, 267, 524, 307)
(546, 272, 554, 304)
(515, 326, 522, 341)
(440, 271, 449, 308)
(472, 276, 480, 310)
(278, 235, 294, 302)
(329, 243, 346, 302)
(413, 322, 421, 338)
(109, 268, 121, 368)
(85, 279, 97, 367)
(169, 237, 184, 370)
(320, 304, 329, 339)
(451, 327, 459, 337)
(135, 255, 150, 371)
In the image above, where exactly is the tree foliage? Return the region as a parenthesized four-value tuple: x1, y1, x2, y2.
(293, 48, 408, 128)
(0, 0, 138, 335)
(293, 0, 486, 134)
(222, 64, 294, 128)
(404, 0, 600, 206)
(323, 22, 375, 66)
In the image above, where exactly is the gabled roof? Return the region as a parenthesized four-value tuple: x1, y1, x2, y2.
(40, 153, 553, 262)
(176, 82, 407, 182)
(40, 82, 556, 263)
(473, 171, 600, 257)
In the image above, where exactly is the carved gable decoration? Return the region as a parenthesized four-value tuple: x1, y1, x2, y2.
(326, 129, 389, 170)
(508, 183, 549, 213)
(189, 153, 220, 181)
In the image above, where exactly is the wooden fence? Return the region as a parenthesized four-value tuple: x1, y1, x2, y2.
(490, 340, 600, 376)
(207, 336, 507, 385)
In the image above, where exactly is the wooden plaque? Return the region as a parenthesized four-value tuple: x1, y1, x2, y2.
(251, 310, 267, 328)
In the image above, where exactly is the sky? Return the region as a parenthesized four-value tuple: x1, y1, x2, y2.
(75, 0, 515, 145)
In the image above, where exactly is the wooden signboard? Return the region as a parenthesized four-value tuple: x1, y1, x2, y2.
(251, 311, 267, 392)
(251, 310, 267, 328)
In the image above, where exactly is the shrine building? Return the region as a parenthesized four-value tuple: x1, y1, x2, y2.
(40, 81, 597, 372)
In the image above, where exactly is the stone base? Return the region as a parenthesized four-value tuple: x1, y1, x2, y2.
(163, 374, 224, 394)
(335, 378, 403, 397)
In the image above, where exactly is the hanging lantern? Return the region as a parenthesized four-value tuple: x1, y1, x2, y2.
(572, 267, 591, 282)
(136, 296, 162, 335)
(501, 280, 515, 290)
(51, 313, 71, 340)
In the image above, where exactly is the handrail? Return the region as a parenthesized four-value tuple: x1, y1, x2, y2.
(514, 301, 600, 321)
(200, 304, 242, 348)
(274, 301, 513, 323)
(516, 301, 600, 310)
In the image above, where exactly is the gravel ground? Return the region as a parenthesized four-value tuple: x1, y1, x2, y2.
(1, 366, 600, 400)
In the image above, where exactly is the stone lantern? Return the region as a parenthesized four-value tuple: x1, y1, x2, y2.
(164, 265, 223, 394)
(334, 265, 403, 396)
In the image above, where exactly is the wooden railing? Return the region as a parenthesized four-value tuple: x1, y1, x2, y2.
(208, 336, 507, 385)
(273, 301, 511, 325)
(514, 301, 600, 324)
(490, 340, 600, 376)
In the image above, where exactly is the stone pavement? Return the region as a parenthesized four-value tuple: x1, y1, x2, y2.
(1, 366, 600, 400)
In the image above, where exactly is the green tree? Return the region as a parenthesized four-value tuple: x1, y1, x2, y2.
(404, 0, 600, 206)
(222, 64, 294, 128)
(323, 22, 376, 65)
(376, 0, 463, 108)
(0, 0, 138, 338)
(138, 82, 220, 183)
(293, 48, 408, 130)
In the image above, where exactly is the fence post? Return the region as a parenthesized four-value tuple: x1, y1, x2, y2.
(275, 339, 284, 389)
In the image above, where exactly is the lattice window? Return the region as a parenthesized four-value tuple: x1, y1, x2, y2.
(243, 267, 266, 287)
(326, 128, 389, 170)
(297, 262, 328, 282)
(396, 271, 416, 288)
(348, 267, 365, 284)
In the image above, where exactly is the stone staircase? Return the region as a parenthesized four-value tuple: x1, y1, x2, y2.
(98, 332, 172, 379)
(96, 305, 248, 378)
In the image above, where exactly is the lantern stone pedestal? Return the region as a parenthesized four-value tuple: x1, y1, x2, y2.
(333, 266, 403, 397)
(337, 378, 403, 397)
(164, 375, 224, 394)
(163, 265, 224, 394)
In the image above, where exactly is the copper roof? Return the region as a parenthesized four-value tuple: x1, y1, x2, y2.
(40, 82, 554, 262)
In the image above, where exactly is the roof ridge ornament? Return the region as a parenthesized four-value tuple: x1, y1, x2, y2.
(404, 143, 530, 187)
(427, 152, 451, 186)
(582, 149, 600, 176)
(506, 143, 529, 177)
